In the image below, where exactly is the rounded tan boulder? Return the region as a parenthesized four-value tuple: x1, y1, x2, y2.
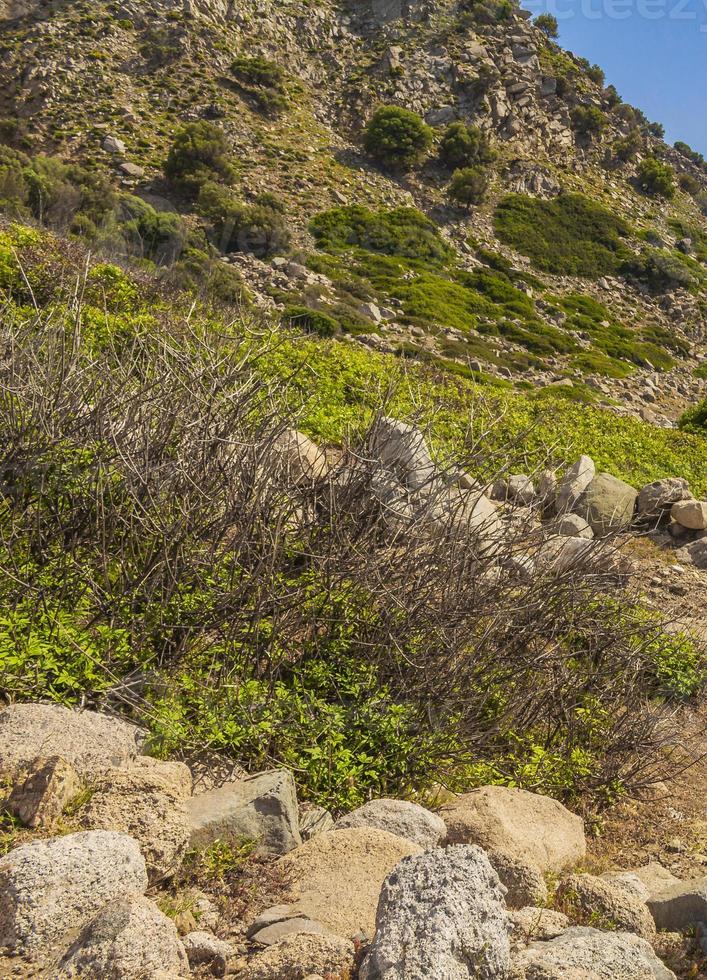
(440, 786, 585, 873)
(277, 828, 421, 938)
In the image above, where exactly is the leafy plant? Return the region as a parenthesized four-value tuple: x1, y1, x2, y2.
(637, 156, 675, 198)
(164, 121, 237, 195)
(438, 122, 495, 170)
(363, 105, 433, 170)
(448, 166, 489, 209)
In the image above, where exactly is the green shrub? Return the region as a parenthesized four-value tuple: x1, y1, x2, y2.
(494, 193, 631, 277)
(0, 145, 30, 213)
(197, 181, 289, 257)
(230, 55, 287, 116)
(625, 249, 697, 293)
(570, 105, 606, 136)
(448, 166, 489, 209)
(613, 130, 642, 162)
(310, 205, 453, 265)
(164, 121, 236, 195)
(282, 305, 338, 337)
(637, 156, 675, 198)
(679, 397, 707, 433)
(647, 121, 665, 138)
(438, 122, 495, 170)
(534, 12, 558, 36)
(363, 105, 433, 170)
(678, 173, 701, 196)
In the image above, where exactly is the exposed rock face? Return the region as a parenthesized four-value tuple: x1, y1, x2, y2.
(671, 499, 707, 529)
(359, 844, 511, 980)
(647, 876, 707, 931)
(335, 799, 447, 849)
(512, 925, 676, 979)
(187, 769, 301, 856)
(440, 786, 585, 873)
(278, 828, 421, 938)
(5, 755, 81, 829)
(556, 456, 595, 515)
(82, 757, 192, 882)
(636, 478, 692, 521)
(557, 873, 655, 939)
(371, 417, 436, 491)
(0, 703, 146, 781)
(56, 894, 189, 979)
(0, 830, 147, 957)
(486, 848, 548, 908)
(573, 472, 637, 535)
(235, 932, 354, 980)
(630, 862, 681, 899)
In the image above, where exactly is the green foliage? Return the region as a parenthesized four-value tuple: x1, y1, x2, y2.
(494, 193, 631, 277)
(310, 205, 453, 265)
(570, 105, 606, 136)
(164, 121, 236, 195)
(534, 12, 558, 36)
(362, 105, 433, 170)
(231, 55, 287, 116)
(647, 121, 665, 139)
(678, 173, 701, 197)
(674, 140, 705, 168)
(448, 166, 489, 209)
(282, 305, 338, 337)
(613, 130, 642, 163)
(197, 181, 290, 257)
(637, 155, 675, 198)
(438, 122, 495, 170)
(679, 397, 707, 433)
(625, 249, 697, 293)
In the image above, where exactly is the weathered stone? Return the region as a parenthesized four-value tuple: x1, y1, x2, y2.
(486, 848, 548, 908)
(278, 828, 421, 939)
(513, 926, 675, 978)
(676, 537, 707, 569)
(335, 799, 446, 849)
(573, 472, 637, 535)
(440, 786, 585, 873)
(359, 844, 510, 980)
(187, 769, 301, 856)
(182, 930, 233, 975)
(57, 894, 189, 978)
(556, 513, 593, 539)
(557, 873, 655, 939)
(0, 830, 147, 957)
(600, 870, 650, 902)
(556, 456, 595, 514)
(102, 135, 126, 153)
(0, 703, 145, 781)
(252, 917, 332, 946)
(371, 417, 436, 491)
(82, 757, 191, 882)
(671, 499, 707, 530)
(299, 804, 334, 840)
(273, 429, 328, 484)
(637, 478, 692, 520)
(6, 755, 81, 829)
(536, 535, 596, 573)
(509, 906, 569, 941)
(648, 876, 707, 931)
(631, 862, 680, 899)
(236, 933, 354, 980)
(536, 469, 557, 513)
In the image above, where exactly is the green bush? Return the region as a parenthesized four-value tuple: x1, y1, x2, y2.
(678, 173, 701, 196)
(637, 156, 675, 198)
(282, 305, 339, 337)
(625, 249, 697, 293)
(679, 397, 707, 433)
(197, 181, 290, 257)
(363, 105, 433, 170)
(494, 193, 631, 277)
(438, 122, 495, 170)
(570, 105, 606, 136)
(534, 12, 558, 36)
(647, 121, 665, 138)
(310, 204, 453, 265)
(164, 121, 237, 195)
(613, 130, 642, 162)
(231, 55, 287, 116)
(448, 166, 489, 209)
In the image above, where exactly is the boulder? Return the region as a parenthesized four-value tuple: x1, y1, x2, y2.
(82, 757, 192, 882)
(278, 828, 421, 938)
(556, 456, 595, 514)
(631, 862, 680, 899)
(236, 933, 354, 980)
(536, 535, 595, 573)
(647, 876, 707, 931)
(5, 755, 81, 829)
(102, 135, 126, 154)
(671, 499, 707, 530)
(512, 925, 675, 979)
(493, 475, 535, 505)
(636, 478, 692, 521)
(251, 917, 332, 946)
(486, 848, 548, 908)
(557, 873, 655, 939)
(299, 804, 334, 840)
(0, 830, 147, 957)
(359, 844, 510, 980)
(440, 786, 585, 873)
(509, 907, 570, 941)
(599, 870, 650, 902)
(676, 537, 707, 569)
(182, 931, 234, 975)
(371, 417, 436, 490)
(0, 703, 145, 781)
(273, 429, 328, 484)
(536, 469, 557, 514)
(556, 513, 593, 539)
(573, 472, 637, 535)
(187, 769, 301, 856)
(335, 799, 446, 849)
(56, 894, 188, 978)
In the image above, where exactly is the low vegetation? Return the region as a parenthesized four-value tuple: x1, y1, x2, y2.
(362, 105, 433, 171)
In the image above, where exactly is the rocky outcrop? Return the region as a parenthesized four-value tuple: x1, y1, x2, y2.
(647, 876, 707, 931)
(5, 755, 81, 829)
(335, 798, 446, 849)
(557, 873, 656, 939)
(359, 845, 511, 980)
(236, 932, 354, 980)
(573, 472, 638, 535)
(486, 848, 548, 908)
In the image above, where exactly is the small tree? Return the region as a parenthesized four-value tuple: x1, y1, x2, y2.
(570, 105, 606, 136)
(164, 121, 236, 196)
(647, 121, 665, 139)
(613, 130, 643, 163)
(534, 12, 558, 37)
(448, 166, 489, 210)
(637, 156, 675, 198)
(439, 122, 496, 170)
(363, 105, 433, 170)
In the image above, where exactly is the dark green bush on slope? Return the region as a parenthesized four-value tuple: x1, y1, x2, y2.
(197, 181, 290, 257)
(363, 105, 433, 170)
(494, 193, 631, 277)
(310, 205, 453, 265)
(438, 122, 496, 170)
(164, 121, 237, 195)
(679, 397, 707, 433)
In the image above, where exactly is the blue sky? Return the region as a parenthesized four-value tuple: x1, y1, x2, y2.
(523, 0, 707, 155)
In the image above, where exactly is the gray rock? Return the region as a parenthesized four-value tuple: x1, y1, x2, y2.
(273, 429, 328, 484)
(486, 848, 548, 908)
(102, 135, 126, 153)
(493, 475, 536, 505)
(6, 755, 81, 829)
(600, 871, 650, 903)
(573, 472, 637, 535)
(556, 513, 593, 539)
(359, 844, 510, 979)
(509, 906, 569, 941)
(252, 917, 332, 946)
(671, 499, 707, 530)
(235, 933, 354, 980)
(536, 535, 595, 573)
(0, 703, 145, 781)
(676, 537, 707, 569)
(556, 456, 595, 514)
(536, 469, 557, 514)
(186, 769, 301, 856)
(335, 799, 446, 849)
(57, 894, 189, 978)
(371, 417, 436, 491)
(513, 926, 675, 979)
(182, 930, 233, 975)
(648, 876, 707, 931)
(0, 830, 147, 957)
(637, 478, 692, 521)
(557, 873, 655, 938)
(300, 804, 335, 841)
(631, 862, 680, 899)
